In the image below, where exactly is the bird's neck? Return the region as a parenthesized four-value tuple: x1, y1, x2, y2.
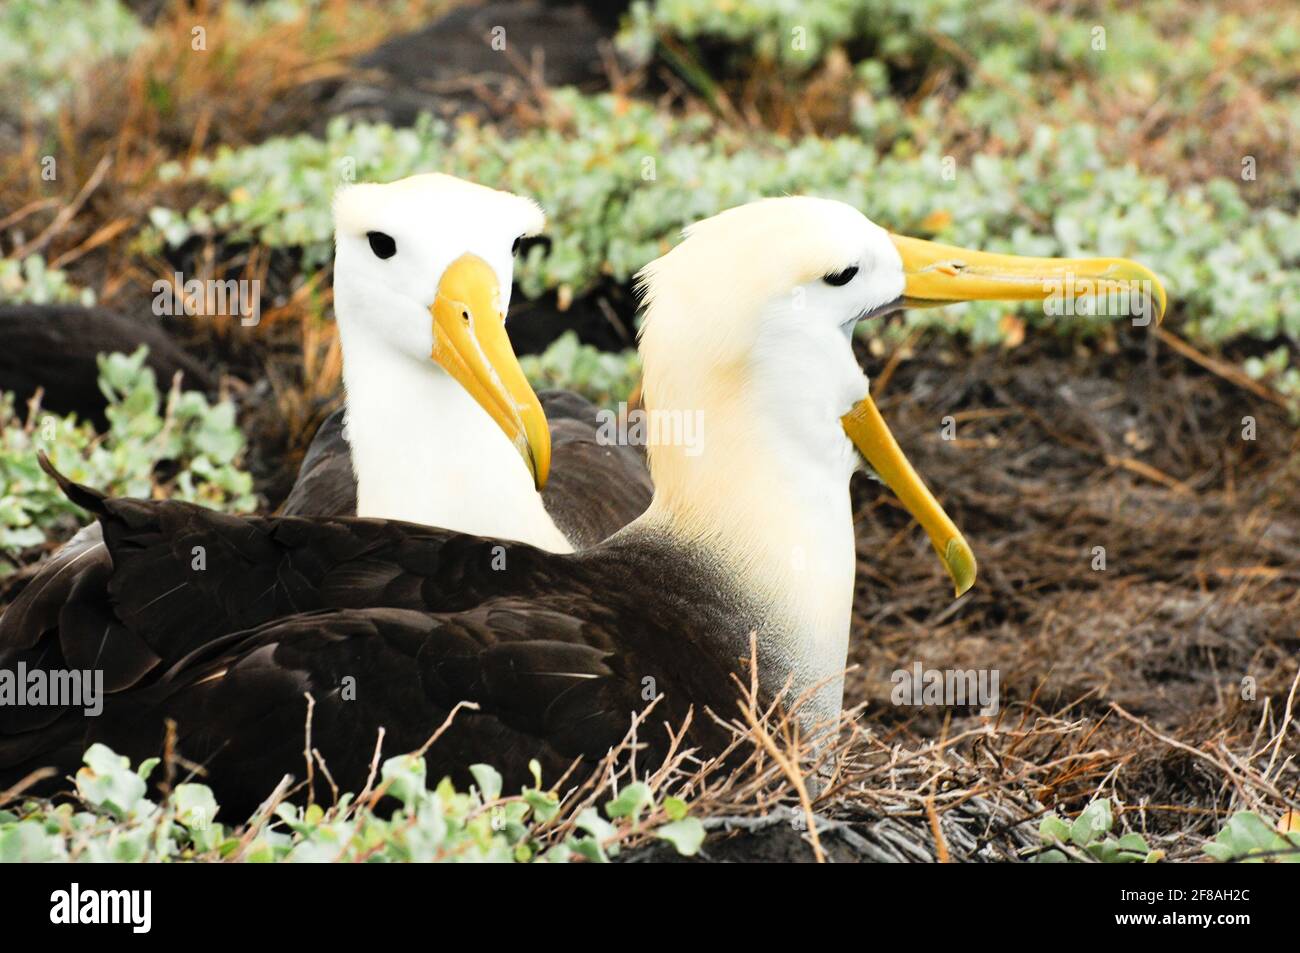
(337, 332, 571, 552)
(632, 387, 860, 723)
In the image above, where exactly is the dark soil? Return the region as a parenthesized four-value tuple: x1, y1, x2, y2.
(843, 326, 1299, 841)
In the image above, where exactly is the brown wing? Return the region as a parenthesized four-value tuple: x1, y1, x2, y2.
(82, 603, 653, 820)
(0, 462, 734, 820)
(277, 407, 357, 518)
(538, 389, 651, 547)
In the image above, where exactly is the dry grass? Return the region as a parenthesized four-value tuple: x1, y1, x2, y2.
(537, 609, 1297, 862)
(0, 1, 450, 471)
(824, 327, 1300, 858)
(3, 3, 466, 500)
(525, 633, 1296, 862)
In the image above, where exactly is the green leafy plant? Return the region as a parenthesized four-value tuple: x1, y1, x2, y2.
(0, 743, 707, 863)
(619, 0, 1074, 75)
(0, 346, 255, 570)
(1035, 798, 1162, 863)
(1203, 811, 1300, 863)
(521, 333, 642, 407)
(620, 0, 1300, 188)
(0, 256, 96, 307)
(0, 0, 143, 115)
(0, 0, 376, 117)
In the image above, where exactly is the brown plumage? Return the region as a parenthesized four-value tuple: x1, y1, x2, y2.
(0, 387, 652, 729)
(0, 457, 742, 820)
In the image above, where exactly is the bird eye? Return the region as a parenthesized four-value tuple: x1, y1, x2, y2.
(823, 266, 859, 287)
(367, 231, 396, 260)
(513, 235, 552, 258)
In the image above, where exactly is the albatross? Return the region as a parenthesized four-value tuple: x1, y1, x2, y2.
(286, 173, 649, 548)
(0, 175, 650, 657)
(0, 196, 1164, 817)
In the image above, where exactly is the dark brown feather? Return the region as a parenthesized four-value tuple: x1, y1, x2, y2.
(1, 466, 750, 820)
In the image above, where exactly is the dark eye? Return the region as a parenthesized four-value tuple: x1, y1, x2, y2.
(366, 231, 396, 260)
(514, 235, 552, 258)
(823, 266, 859, 286)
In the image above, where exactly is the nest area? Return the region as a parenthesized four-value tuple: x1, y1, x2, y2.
(3, 310, 1296, 862)
(807, 330, 1298, 860)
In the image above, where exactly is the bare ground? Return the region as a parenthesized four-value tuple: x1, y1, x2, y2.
(816, 327, 1299, 860)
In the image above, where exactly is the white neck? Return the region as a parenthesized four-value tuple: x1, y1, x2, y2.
(337, 329, 572, 552)
(634, 379, 860, 722)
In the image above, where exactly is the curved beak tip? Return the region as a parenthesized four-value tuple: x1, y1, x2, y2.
(430, 253, 552, 493)
(945, 536, 977, 598)
(1116, 260, 1168, 325)
(1151, 280, 1168, 325)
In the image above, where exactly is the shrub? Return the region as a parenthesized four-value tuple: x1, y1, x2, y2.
(0, 347, 254, 571)
(0, 256, 96, 307)
(0, 743, 706, 863)
(148, 91, 1299, 355)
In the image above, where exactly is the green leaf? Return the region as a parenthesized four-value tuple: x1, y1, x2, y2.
(0, 821, 63, 862)
(76, 744, 147, 818)
(469, 763, 503, 803)
(380, 754, 428, 807)
(522, 788, 560, 823)
(1116, 832, 1150, 855)
(663, 796, 689, 822)
(1038, 814, 1070, 843)
(656, 817, 706, 856)
(574, 807, 617, 843)
(1069, 799, 1112, 847)
(173, 783, 219, 829)
(605, 782, 653, 822)
(1203, 842, 1236, 862)
(244, 839, 276, 863)
(570, 837, 609, 863)
(1206, 811, 1298, 863)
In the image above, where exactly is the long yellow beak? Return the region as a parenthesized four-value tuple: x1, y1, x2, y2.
(843, 397, 976, 598)
(431, 253, 550, 489)
(841, 235, 1168, 597)
(891, 234, 1167, 324)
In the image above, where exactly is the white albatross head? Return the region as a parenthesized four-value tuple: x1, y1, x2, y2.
(332, 173, 551, 489)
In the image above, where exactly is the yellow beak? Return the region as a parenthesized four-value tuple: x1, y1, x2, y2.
(430, 253, 550, 490)
(842, 235, 1168, 597)
(890, 234, 1167, 324)
(842, 396, 975, 598)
